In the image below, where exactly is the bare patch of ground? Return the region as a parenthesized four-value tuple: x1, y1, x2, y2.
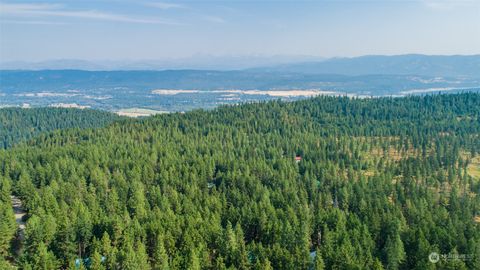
(151, 89, 200, 95)
(48, 103, 90, 109)
(11, 195, 26, 231)
(151, 89, 338, 97)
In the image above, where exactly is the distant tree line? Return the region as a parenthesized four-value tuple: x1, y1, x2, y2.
(0, 108, 120, 149)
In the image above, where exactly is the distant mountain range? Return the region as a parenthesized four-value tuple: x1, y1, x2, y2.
(0, 55, 325, 71)
(253, 54, 480, 77)
(1, 54, 479, 78)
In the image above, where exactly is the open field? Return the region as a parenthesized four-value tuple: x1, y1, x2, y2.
(116, 108, 169, 117)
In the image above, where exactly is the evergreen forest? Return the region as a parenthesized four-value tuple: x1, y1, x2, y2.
(1, 93, 480, 269)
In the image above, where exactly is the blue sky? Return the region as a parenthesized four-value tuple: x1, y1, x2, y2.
(0, 0, 479, 62)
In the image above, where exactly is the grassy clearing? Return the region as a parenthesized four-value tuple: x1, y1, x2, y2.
(474, 216, 480, 223)
(468, 155, 480, 179)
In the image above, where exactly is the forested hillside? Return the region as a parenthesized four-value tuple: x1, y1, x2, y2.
(0, 108, 120, 148)
(1, 94, 480, 269)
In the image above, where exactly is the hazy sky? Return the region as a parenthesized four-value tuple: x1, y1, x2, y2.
(0, 0, 479, 62)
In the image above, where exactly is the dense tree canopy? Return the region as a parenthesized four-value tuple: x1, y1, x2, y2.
(1, 93, 480, 269)
(0, 108, 120, 149)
